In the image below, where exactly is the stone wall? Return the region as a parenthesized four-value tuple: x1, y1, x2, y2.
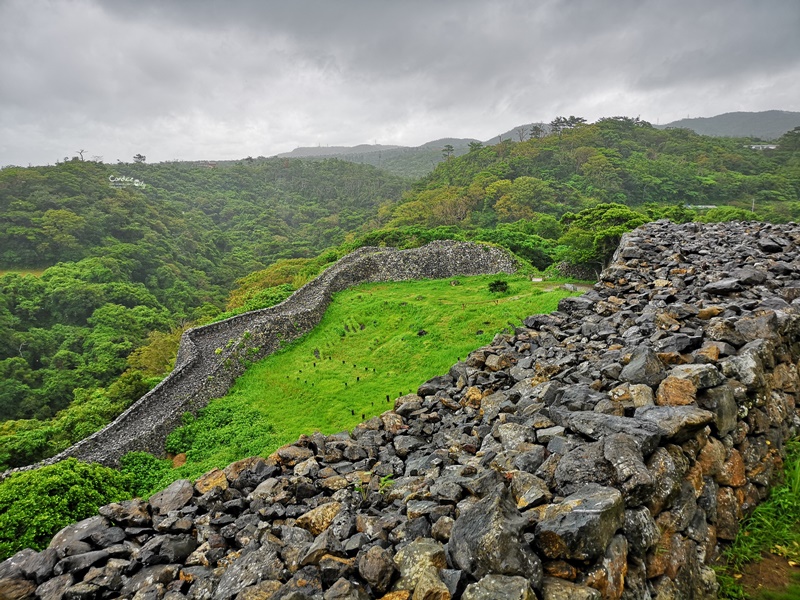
(4, 240, 517, 474)
(2, 221, 800, 600)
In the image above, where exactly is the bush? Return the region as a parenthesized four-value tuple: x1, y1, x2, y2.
(488, 279, 509, 293)
(119, 451, 173, 499)
(0, 458, 131, 560)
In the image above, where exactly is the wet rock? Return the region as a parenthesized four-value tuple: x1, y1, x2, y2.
(16, 548, 58, 584)
(448, 487, 541, 584)
(149, 479, 194, 516)
(212, 543, 283, 599)
(393, 538, 447, 591)
(535, 484, 624, 561)
(716, 487, 742, 541)
(619, 346, 666, 387)
(697, 383, 738, 436)
(541, 577, 601, 600)
(634, 405, 714, 443)
(357, 546, 395, 595)
(462, 574, 537, 600)
(296, 502, 343, 536)
(99, 499, 151, 527)
(195, 468, 228, 494)
(301, 529, 345, 567)
(53, 550, 109, 577)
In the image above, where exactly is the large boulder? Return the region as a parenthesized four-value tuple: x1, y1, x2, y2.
(534, 485, 624, 561)
(448, 487, 542, 587)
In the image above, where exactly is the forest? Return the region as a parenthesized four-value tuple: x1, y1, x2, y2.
(0, 118, 798, 473)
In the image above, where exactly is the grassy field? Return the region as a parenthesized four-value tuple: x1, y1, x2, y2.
(132, 274, 576, 490)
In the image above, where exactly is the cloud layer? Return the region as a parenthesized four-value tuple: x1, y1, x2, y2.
(1, 0, 798, 165)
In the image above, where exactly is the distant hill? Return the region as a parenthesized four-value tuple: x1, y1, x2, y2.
(656, 110, 800, 140)
(275, 110, 800, 178)
(279, 144, 404, 158)
(277, 137, 479, 179)
(484, 123, 548, 145)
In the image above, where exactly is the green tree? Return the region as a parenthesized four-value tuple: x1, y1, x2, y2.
(559, 203, 648, 272)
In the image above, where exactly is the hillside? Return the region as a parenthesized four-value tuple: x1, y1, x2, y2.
(657, 110, 800, 140)
(387, 116, 800, 232)
(278, 138, 479, 179)
(2, 220, 799, 598)
(1, 117, 798, 472)
(0, 157, 407, 467)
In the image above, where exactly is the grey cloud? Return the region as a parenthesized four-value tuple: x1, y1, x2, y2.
(1, 0, 799, 166)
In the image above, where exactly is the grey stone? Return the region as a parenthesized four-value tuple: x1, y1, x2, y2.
(149, 479, 194, 516)
(534, 484, 624, 561)
(697, 383, 738, 436)
(619, 346, 666, 387)
(462, 574, 537, 599)
(541, 576, 601, 600)
(567, 412, 662, 455)
(357, 546, 395, 595)
(48, 516, 109, 558)
(99, 499, 151, 527)
(703, 278, 743, 295)
(554, 442, 614, 496)
(53, 551, 109, 577)
(448, 487, 542, 585)
(120, 565, 180, 598)
(212, 543, 283, 599)
(393, 537, 447, 591)
(17, 548, 58, 584)
(634, 405, 714, 442)
(603, 434, 655, 506)
(35, 574, 74, 600)
(668, 364, 724, 390)
(323, 578, 370, 600)
(623, 507, 660, 556)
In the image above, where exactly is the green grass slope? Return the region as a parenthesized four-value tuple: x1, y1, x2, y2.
(127, 273, 576, 494)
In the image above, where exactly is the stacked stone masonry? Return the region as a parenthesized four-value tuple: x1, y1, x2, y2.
(2, 221, 800, 600)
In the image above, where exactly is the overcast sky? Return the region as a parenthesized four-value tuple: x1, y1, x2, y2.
(1, 0, 798, 166)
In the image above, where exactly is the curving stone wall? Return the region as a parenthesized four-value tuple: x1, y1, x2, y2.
(3, 221, 800, 600)
(3, 240, 517, 474)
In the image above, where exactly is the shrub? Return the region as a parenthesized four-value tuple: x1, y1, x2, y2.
(488, 279, 509, 293)
(119, 451, 173, 499)
(0, 458, 131, 560)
